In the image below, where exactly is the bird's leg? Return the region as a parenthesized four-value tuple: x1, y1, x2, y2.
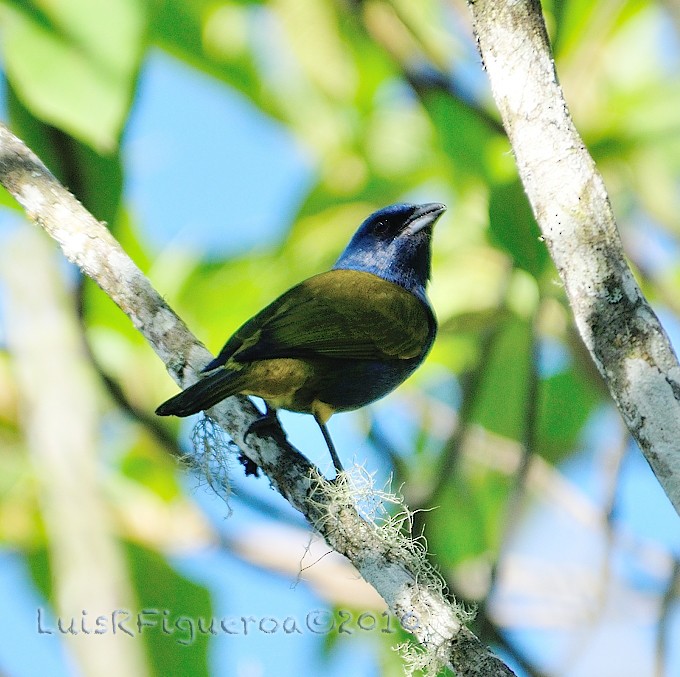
(244, 402, 283, 443)
(314, 415, 344, 475)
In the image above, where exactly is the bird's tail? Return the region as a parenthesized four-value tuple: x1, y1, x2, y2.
(155, 368, 246, 417)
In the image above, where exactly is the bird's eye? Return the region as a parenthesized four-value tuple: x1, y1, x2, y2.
(374, 219, 389, 235)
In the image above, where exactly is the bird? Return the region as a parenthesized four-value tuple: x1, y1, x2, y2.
(156, 202, 445, 473)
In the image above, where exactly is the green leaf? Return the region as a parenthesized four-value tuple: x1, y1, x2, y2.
(0, 185, 21, 211)
(126, 543, 212, 677)
(537, 364, 602, 462)
(488, 180, 549, 277)
(469, 315, 532, 442)
(425, 470, 511, 563)
(422, 89, 499, 181)
(0, 0, 147, 152)
(7, 85, 124, 224)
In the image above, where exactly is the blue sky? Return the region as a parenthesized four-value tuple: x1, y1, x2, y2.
(1, 33, 679, 677)
(124, 49, 313, 258)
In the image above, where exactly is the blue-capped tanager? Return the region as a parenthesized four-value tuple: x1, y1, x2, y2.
(156, 202, 445, 472)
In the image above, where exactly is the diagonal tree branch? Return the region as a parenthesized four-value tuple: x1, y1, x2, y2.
(0, 122, 515, 676)
(467, 0, 680, 515)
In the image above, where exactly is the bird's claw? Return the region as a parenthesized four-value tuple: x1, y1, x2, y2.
(238, 452, 260, 477)
(244, 407, 283, 444)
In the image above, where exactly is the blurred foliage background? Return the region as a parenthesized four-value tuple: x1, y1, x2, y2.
(0, 0, 679, 676)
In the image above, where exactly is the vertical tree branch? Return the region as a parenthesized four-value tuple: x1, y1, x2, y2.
(1, 225, 149, 677)
(467, 0, 680, 514)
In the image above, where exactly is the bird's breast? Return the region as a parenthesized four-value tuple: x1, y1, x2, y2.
(302, 357, 424, 413)
(237, 355, 424, 418)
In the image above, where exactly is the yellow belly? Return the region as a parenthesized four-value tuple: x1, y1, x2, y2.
(238, 358, 336, 422)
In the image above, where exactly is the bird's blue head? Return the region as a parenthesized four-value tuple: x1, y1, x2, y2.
(333, 202, 446, 298)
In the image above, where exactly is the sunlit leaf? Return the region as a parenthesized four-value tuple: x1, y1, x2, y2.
(8, 86, 124, 224)
(0, 0, 147, 152)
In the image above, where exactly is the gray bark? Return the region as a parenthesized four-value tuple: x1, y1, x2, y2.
(468, 0, 680, 515)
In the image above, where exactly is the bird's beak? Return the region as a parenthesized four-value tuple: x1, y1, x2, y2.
(404, 203, 446, 235)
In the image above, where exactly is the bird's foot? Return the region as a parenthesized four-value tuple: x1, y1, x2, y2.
(244, 405, 286, 445)
(238, 452, 260, 477)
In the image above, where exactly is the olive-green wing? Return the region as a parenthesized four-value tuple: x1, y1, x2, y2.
(211, 269, 433, 367)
